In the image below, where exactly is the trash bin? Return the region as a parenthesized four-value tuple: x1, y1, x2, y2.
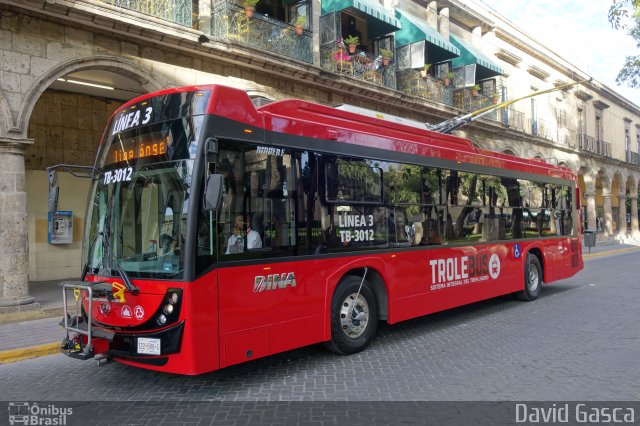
(583, 229, 596, 252)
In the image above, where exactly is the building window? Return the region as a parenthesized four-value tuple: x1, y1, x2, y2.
(625, 120, 631, 154)
(595, 110, 603, 141)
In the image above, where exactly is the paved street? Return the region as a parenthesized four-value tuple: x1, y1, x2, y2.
(1, 251, 639, 402)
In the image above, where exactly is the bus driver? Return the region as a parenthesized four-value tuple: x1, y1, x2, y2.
(225, 213, 262, 254)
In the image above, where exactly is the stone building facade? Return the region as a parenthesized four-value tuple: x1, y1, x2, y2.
(0, 0, 638, 311)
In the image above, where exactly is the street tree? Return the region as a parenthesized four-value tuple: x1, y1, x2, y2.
(609, 0, 640, 87)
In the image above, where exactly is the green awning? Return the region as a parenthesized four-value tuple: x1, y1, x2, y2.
(321, 0, 401, 37)
(450, 34, 503, 77)
(394, 9, 459, 60)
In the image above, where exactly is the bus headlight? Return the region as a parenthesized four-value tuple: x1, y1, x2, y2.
(163, 303, 174, 315)
(157, 314, 167, 326)
(168, 292, 179, 304)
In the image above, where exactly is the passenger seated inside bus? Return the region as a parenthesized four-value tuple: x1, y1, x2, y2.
(225, 213, 262, 254)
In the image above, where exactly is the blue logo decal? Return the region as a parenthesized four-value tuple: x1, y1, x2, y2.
(514, 243, 521, 259)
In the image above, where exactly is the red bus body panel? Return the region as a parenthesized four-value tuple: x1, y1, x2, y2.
(85, 85, 583, 374)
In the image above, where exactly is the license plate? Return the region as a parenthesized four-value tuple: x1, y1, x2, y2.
(137, 337, 161, 355)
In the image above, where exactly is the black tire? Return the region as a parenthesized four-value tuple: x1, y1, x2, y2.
(324, 275, 378, 354)
(516, 254, 543, 301)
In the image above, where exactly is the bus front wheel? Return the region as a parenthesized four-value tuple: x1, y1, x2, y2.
(516, 254, 542, 301)
(324, 275, 378, 354)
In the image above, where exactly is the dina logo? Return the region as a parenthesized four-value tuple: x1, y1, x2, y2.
(253, 272, 297, 293)
(8, 402, 73, 425)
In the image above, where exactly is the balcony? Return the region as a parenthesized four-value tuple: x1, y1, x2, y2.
(626, 151, 640, 165)
(453, 89, 500, 121)
(211, 1, 313, 64)
(501, 108, 526, 132)
(104, 0, 193, 27)
(320, 46, 396, 89)
(557, 128, 578, 148)
(531, 118, 557, 141)
(578, 134, 612, 157)
(396, 70, 453, 106)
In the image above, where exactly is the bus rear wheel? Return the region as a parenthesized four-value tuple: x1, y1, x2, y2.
(324, 275, 378, 355)
(516, 254, 542, 301)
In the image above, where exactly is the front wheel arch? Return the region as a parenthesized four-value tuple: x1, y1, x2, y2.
(323, 274, 379, 354)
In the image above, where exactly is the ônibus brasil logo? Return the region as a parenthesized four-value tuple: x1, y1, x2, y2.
(429, 253, 500, 291)
(8, 402, 73, 425)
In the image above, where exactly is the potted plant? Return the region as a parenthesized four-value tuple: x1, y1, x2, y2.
(420, 64, 431, 78)
(294, 15, 307, 36)
(491, 92, 500, 103)
(470, 84, 481, 97)
(443, 71, 455, 86)
(242, 0, 259, 17)
(380, 48, 393, 66)
(343, 35, 359, 53)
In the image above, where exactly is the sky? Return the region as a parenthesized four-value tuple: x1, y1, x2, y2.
(474, 0, 640, 106)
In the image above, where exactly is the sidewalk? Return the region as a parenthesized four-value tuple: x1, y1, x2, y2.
(1, 242, 639, 364)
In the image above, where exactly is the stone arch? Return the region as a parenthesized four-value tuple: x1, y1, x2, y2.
(625, 174, 638, 236)
(532, 152, 545, 161)
(0, 86, 13, 136)
(611, 171, 625, 234)
(15, 55, 166, 138)
(627, 174, 638, 195)
(578, 166, 593, 231)
(595, 168, 612, 235)
(501, 146, 519, 157)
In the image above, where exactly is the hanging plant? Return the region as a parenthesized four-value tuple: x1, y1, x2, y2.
(379, 48, 393, 66)
(443, 71, 455, 87)
(420, 63, 431, 78)
(242, 0, 259, 17)
(294, 15, 307, 36)
(343, 35, 359, 53)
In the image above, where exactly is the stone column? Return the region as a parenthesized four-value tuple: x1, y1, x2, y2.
(618, 194, 627, 236)
(603, 194, 613, 236)
(585, 192, 596, 231)
(438, 7, 450, 38)
(0, 137, 38, 313)
(630, 195, 639, 237)
(426, 2, 438, 29)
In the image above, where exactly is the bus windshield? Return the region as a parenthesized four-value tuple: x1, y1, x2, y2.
(83, 115, 204, 280)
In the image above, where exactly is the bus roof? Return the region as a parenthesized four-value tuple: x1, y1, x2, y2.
(116, 84, 576, 182)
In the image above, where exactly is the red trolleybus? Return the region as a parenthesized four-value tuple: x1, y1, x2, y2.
(59, 84, 583, 375)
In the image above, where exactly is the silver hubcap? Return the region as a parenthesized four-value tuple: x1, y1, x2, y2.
(528, 264, 539, 293)
(339, 293, 369, 339)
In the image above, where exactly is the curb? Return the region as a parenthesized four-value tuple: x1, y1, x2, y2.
(0, 342, 60, 364)
(0, 307, 63, 326)
(583, 246, 640, 260)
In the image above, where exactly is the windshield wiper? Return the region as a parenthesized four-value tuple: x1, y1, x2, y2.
(85, 230, 139, 294)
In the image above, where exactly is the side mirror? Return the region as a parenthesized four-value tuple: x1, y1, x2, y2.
(204, 174, 224, 211)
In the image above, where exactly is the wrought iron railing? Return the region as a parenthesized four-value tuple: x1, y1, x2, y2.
(453, 89, 500, 121)
(211, 1, 313, 63)
(532, 117, 556, 141)
(557, 128, 578, 148)
(103, 0, 193, 27)
(578, 133, 612, 157)
(320, 46, 396, 89)
(626, 151, 640, 165)
(396, 70, 453, 107)
(501, 108, 526, 132)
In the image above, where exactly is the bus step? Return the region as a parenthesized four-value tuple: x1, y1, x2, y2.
(60, 335, 94, 360)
